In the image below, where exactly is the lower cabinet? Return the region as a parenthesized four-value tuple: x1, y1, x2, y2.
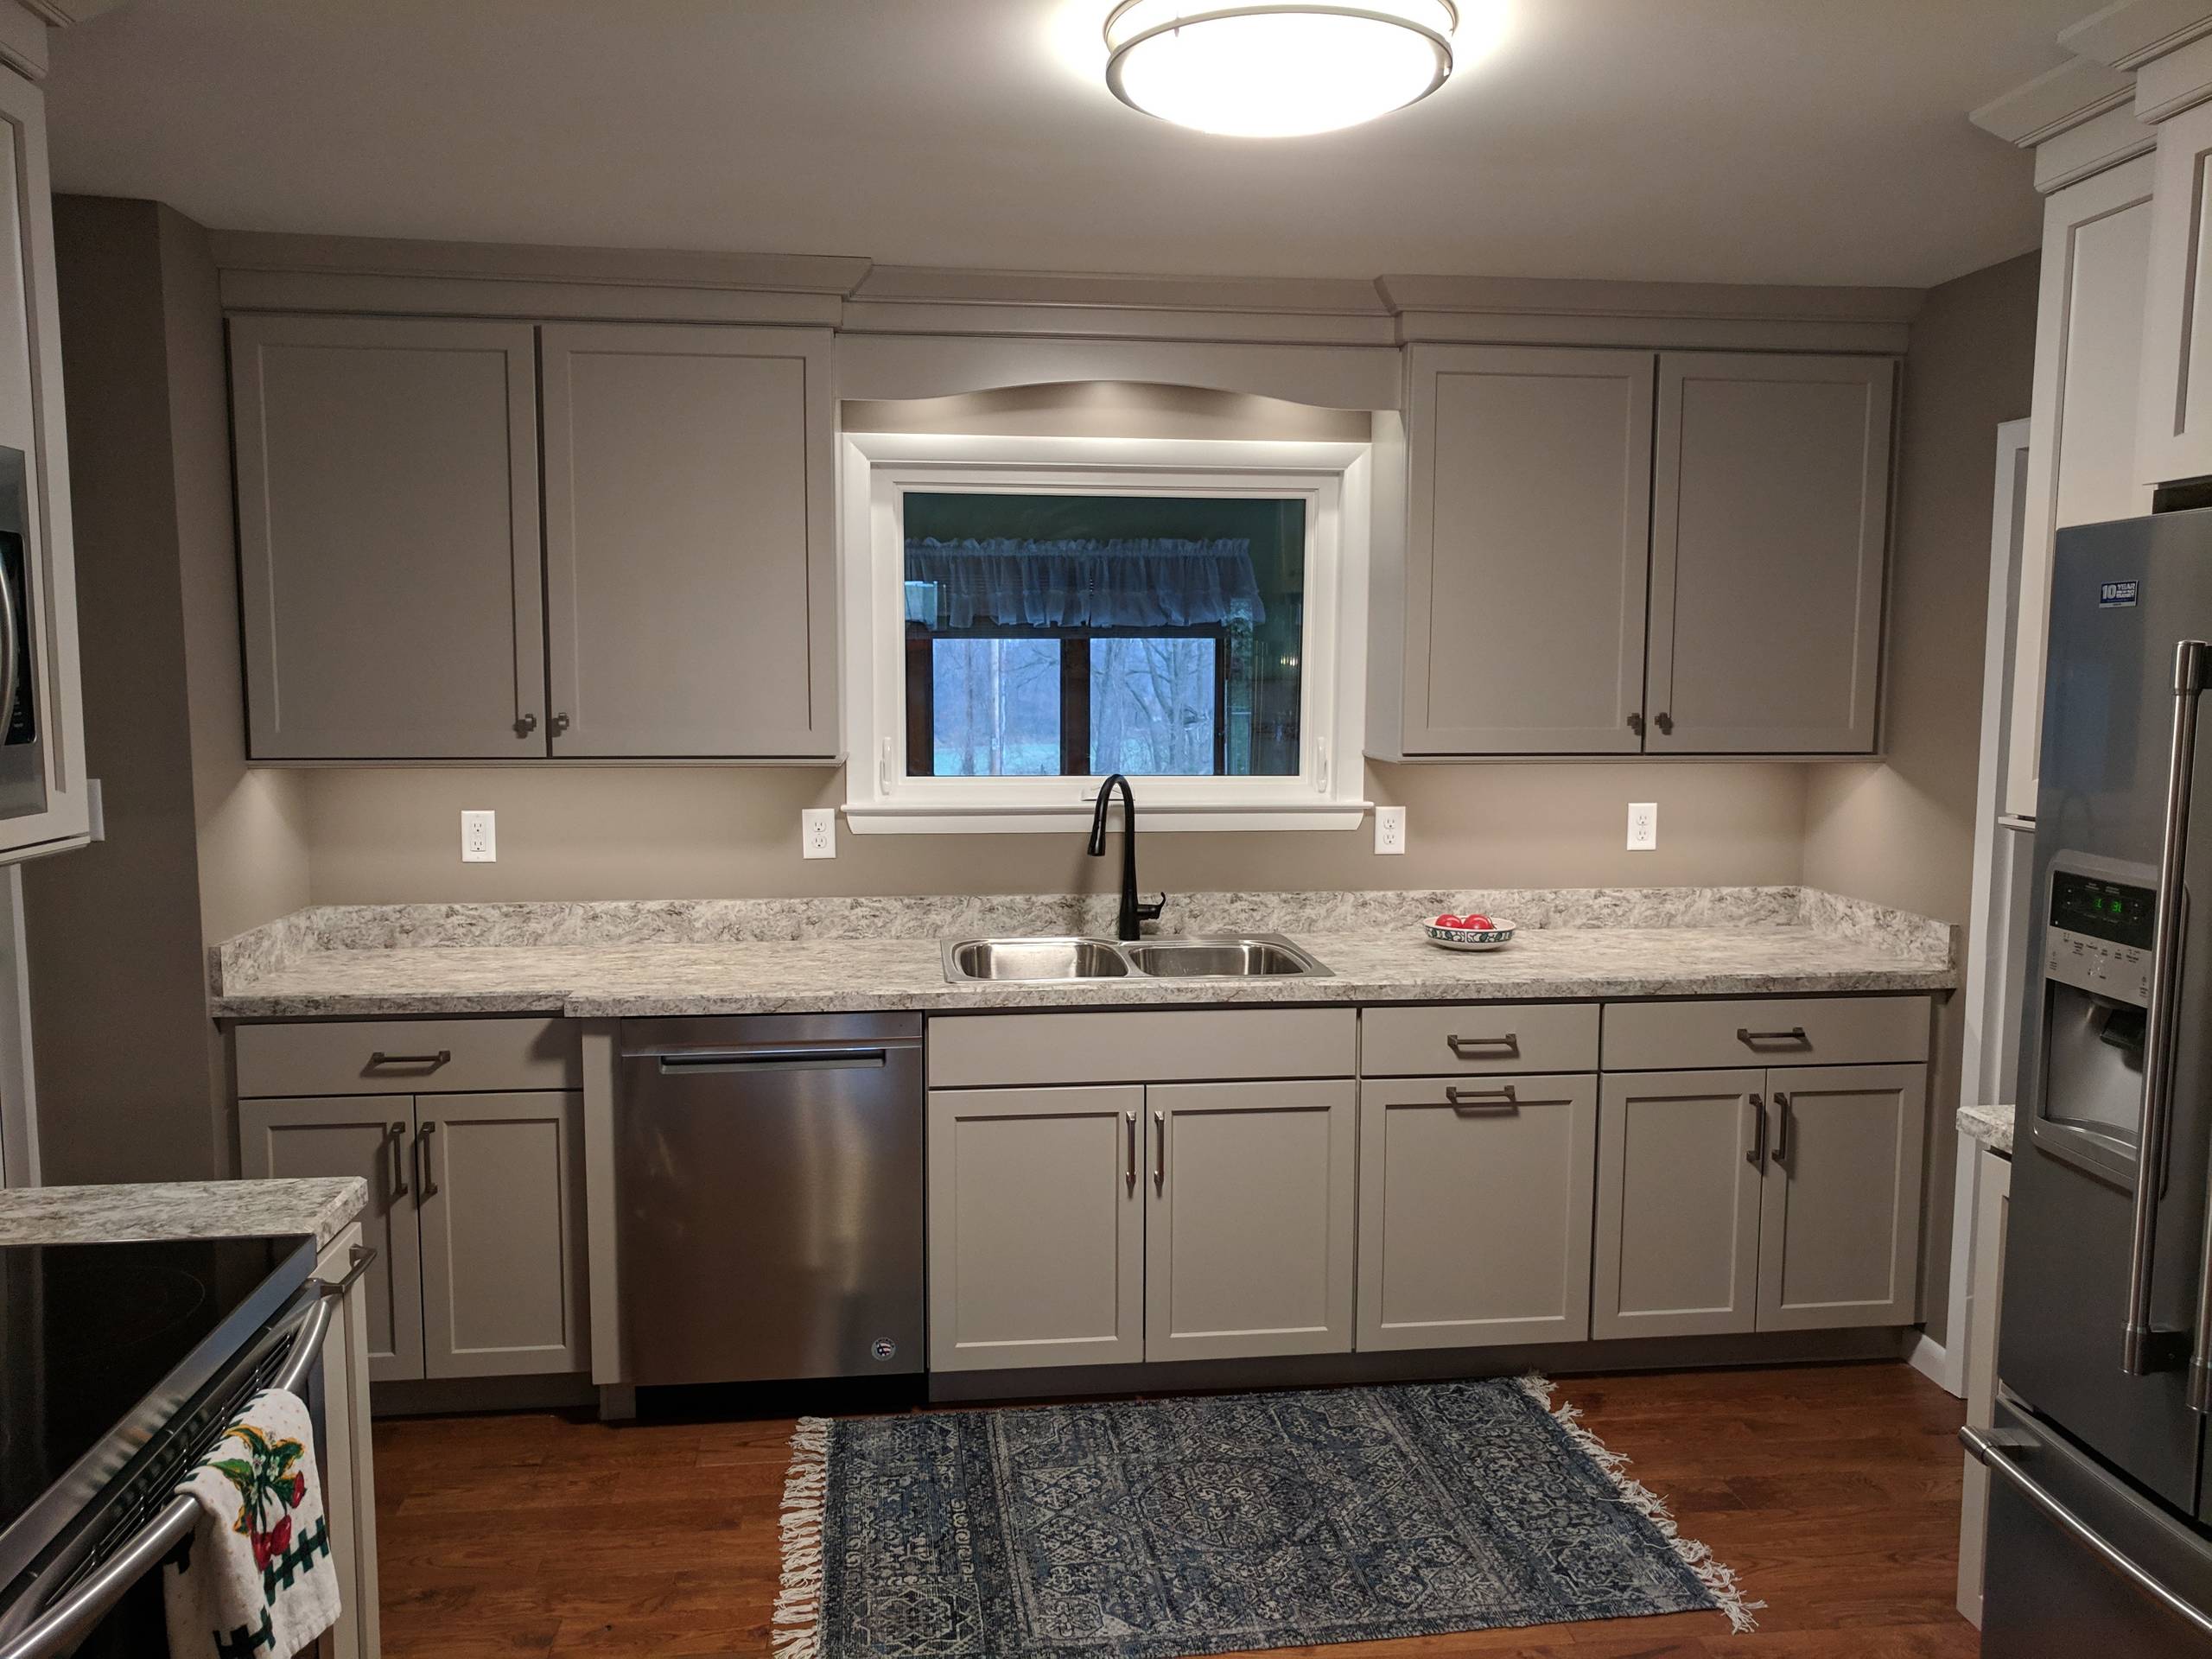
(925, 1079, 1357, 1371)
(1357, 1073, 1598, 1350)
(1592, 1064, 1926, 1338)
(239, 1090, 589, 1382)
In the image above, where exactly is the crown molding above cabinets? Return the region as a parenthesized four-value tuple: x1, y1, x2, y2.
(207, 230, 874, 327)
(2061, 0, 2212, 72)
(1377, 275, 1921, 354)
(1970, 56, 2147, 192)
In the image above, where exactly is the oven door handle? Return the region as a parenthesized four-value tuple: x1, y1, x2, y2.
(0, 540, 21, 748)
(1961, 1424, 2212, 1638)
(0, 1252, 368, 1659)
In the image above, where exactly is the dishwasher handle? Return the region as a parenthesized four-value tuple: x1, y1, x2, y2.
(645, 1045, 899, 1076)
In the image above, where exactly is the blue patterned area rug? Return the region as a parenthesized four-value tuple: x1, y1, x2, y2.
(771, 1375, 1758, 1658)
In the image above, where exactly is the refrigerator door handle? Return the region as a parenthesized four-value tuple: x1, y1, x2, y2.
(2126, 639, 2207, 1378)
(1961, 1424, 2212, 1638)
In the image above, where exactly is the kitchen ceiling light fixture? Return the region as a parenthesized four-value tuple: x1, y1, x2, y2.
(1104, 1, 1457, 137)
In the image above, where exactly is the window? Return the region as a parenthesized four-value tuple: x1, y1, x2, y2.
(902, 492, 1305, 781)
(842, 433, 1371, 832)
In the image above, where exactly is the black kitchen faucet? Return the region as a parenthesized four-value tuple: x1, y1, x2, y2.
(1086, 773, 1166, 943)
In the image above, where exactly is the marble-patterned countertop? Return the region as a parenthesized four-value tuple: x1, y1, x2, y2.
(0, 1178, 367, 1248)
(1958, 1103, 2015, 1156)
(213, 923, 1956, 1020)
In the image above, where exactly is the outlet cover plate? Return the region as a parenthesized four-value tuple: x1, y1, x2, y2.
(802, 807, 837, 860)
(461, 809, 497, 862)
(1375, 805, 1407, 855)
(1627, 802, 1657, 852)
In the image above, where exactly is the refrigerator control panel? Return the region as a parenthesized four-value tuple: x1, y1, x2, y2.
(2045, 926, 2152, 1006)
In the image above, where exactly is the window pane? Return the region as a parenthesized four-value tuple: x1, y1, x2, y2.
(1090, 637, 1216, 776)
(903, 492, 1303, 778)
(930, 638, 1061, 776)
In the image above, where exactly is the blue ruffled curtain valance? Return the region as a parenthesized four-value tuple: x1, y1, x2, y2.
(905, 537, 1266, 631)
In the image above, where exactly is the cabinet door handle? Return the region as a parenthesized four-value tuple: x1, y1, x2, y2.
(514, 712, 538, 737)
(1772, 1092, 1790, 1164)
(387, 1121, 410, 1199)
(550, 711, 571, 735)
(1654, 711, 1674, 735)
(1446, 1084, 1517, 1112)
(414, 1121, 439, 1200)
(1625, 712, 1644, 737)
(1153, 1110, 1166, 1190)
(1446, 1032, 1518, 1058)
(1745, 1094, 1767, 1172)
(1124, 1109, 1137, 1191)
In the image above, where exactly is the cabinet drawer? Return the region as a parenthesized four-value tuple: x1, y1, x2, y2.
(926, 1008, 1356, 1088)
(236, 1018, 579, 1097)
(1361, 1003, 1598, 1076)
(1600, 996, 1929, 1071)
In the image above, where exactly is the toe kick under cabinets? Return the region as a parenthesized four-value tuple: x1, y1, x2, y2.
(923, 995, 1932, 1375)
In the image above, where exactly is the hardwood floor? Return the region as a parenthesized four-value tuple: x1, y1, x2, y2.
(373, 1361, 1980, 1657)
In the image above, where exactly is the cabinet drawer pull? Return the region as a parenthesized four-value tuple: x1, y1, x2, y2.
(387, 1121, 410, 1199)
(1745, 1094, 1767, 1171)
(1446, 1032, 1518, 1058)
(370, 1049, 451, 1069)
(1736, 1026, 1809, 1049)
(1446, 1084, 1517, 1113)
(1772, 1092, 1790, 1163)
(415, 1121, 440, 1199)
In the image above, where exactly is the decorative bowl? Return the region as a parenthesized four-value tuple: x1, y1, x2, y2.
(1424, 916, 1516, 951)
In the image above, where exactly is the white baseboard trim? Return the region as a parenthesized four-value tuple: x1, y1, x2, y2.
(1908, 1331, 1961, 1396)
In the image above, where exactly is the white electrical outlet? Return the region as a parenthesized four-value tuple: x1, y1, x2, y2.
(1626, 802, 1658, 852)
(1374, 804, 1408, 855)
(801, 807, 837, 860)
(461, 809, 497, 863)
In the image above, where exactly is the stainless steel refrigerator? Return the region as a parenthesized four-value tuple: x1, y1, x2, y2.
(1980, 506, 2212, 1651)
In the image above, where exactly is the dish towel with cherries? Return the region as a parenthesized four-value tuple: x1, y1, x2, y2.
(162, 1387, 340, 1659)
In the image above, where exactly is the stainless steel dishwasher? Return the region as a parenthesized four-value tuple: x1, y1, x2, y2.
(617, 1013, 924, 1384)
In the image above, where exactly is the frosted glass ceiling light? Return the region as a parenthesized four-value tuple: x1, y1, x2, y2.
(1104, 2, 1457, 137)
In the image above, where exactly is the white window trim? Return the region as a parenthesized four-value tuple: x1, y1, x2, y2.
(840, 430, 1371, 833)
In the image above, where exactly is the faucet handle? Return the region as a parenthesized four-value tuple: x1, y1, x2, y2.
(1138, 893, 1168, 925)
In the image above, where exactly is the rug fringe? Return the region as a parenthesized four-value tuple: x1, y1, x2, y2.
(1516, 1373, 1764, 1635)
(772, 1415, 831, 1659)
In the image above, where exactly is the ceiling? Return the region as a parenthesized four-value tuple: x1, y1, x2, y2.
(42, 0, 2089, 289)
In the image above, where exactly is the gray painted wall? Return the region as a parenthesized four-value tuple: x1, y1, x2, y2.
(1802, 249, 2040, 1348)
(23, 198, 308, 1185)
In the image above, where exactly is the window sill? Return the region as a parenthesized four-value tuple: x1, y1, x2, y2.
(842, 798, 1375, 835)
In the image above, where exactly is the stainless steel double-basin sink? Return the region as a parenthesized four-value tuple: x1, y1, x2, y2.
(942, 933, 1332, 984)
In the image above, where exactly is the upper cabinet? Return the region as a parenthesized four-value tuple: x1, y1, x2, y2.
(231, 315, 548, 760)
(539, 324, 836, 758)
(2005, 158, 2156, 822)
(228, 313, 838, 762)
(1395, 345, 1653, 754)
(0, 65, 88, 861)
(2138, 99, 2212, 490)
(1375, 342, 1897, 760)
(1647, 352, 1893, 754)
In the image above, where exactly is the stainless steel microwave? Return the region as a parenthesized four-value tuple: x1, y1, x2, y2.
(0, 445, 44, 823)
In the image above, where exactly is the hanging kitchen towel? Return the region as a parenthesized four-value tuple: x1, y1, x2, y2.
(162, 1388, 340, 1659)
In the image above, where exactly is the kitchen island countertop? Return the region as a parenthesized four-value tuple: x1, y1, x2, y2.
(0, 1178, 367, 1248)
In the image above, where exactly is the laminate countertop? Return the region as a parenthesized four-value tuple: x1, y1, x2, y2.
(0, 1179, 367, 1249)
(211, 889, 1958, 1020)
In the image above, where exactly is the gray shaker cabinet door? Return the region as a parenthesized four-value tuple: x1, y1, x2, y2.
(1756, 1064, 1928, 1330)
(238, 1096, 425, 1383)
(1592, 1070, 1765, 1339)
(415, 1091, 588, 1379)
(926, 1086, 1146, 1372)
(1647, 352, 1894, 753)
(229, 315, 547, 759)
(1402, 346, 1655, 754)
(1357, 1074, 1598, 1351)
(1145, 1079, 1356, 1363)
(539, 323, 837, 758)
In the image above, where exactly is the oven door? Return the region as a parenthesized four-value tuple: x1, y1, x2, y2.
(0, 1282, 337, 1659)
